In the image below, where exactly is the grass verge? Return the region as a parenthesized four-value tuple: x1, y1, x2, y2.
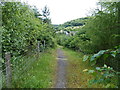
(12, 48, 57, 88)
(62, 48, 103, 88)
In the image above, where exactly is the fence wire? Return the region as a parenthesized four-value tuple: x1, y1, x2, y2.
(1, 52, 39, 88)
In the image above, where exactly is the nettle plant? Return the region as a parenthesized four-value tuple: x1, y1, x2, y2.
(83, 45, 120, 88)
(85, 65, 118, 88)
(83, 46, 120, 66)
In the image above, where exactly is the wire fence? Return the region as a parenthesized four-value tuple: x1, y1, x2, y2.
(0, 41, 46, 88)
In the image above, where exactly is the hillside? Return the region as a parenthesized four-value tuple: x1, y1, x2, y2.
(54, 17, 91, 31)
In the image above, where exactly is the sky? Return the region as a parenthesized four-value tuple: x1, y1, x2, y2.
(21, 0, 98, 24)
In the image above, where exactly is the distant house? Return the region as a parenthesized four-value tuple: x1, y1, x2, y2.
(56, 30, 64, 34)
(56, 30, 67, 34)
(64, 31, 69, 35)
(68, 31, 78, 36)
(56, 30, 77, 36)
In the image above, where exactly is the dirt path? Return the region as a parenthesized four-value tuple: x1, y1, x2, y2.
(55, 48, 68, 88)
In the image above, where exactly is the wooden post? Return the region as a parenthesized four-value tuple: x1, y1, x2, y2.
(37, 41, 40, 53)
(0, 58, 2, 89)
(5, 52, 12, 88)
(43, 40, 45, 52)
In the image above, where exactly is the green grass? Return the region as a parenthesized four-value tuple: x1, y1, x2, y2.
(62, 48, 103, 88)
(12, 48, 57, 88)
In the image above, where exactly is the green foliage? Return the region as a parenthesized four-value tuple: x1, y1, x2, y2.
(87, 65, 119, 88)
(83, 55, 89, 62)
(61, 17, 89, 28)
(2, 2, 56, 57)
(54, 17, 90, 32)
(1, 2, 56, 88)
(57, 2, 120, 54)
(83, 46, 120, 68)
(82, 46, 120, 88)
(57, 29, 91, 52)
(55, 2, 120, 88)
(10, 49, 56, 88)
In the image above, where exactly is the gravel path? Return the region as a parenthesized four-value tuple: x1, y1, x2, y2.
(55, 48, 67, 88)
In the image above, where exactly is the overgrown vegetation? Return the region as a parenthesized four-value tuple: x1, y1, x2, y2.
(2, 2, 56, 57)
(1, 1, 56, 88)
(56, 1, 120, 88)
(1, 0, 120, 88)
(11, 49, 57, 88)
(62, 48, 100, 88)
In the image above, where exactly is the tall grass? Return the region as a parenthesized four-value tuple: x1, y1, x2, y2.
(62, 48, 102, 88)
(12, 48, 57, 88)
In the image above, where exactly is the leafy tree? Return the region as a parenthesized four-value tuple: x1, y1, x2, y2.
(2, 2, 56, 57)
(60, 1, 120, 53)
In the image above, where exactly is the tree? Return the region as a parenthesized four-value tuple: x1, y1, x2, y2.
(2, 2, 56, 57)
(41, 5, 51, 23)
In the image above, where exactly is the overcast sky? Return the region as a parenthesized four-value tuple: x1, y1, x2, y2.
(22, 0, 98, 24)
